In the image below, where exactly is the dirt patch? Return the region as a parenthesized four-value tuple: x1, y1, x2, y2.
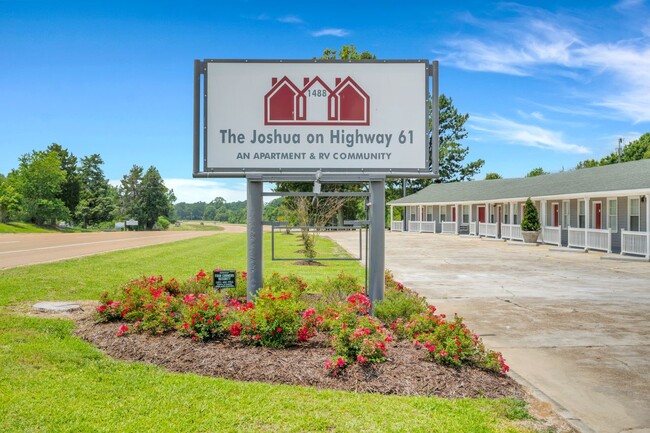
(293, 260, 326, 266)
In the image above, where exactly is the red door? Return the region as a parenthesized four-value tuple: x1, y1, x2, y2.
(595, 203, 602, 229)
(553, 204, 559, 227)
(478, 206, 486, 223)
(452, 207, 456, 222)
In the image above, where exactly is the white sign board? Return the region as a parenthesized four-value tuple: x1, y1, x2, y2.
(200, 60, 431, 177)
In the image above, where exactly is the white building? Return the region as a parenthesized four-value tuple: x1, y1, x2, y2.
(389, 159, 650, 260)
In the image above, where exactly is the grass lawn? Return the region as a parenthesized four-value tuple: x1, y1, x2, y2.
(0, 232, 539, 433)
(0, 222, 83, 233)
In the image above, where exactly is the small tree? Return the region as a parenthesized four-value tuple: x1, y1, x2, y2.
(521, 198, 540, 232)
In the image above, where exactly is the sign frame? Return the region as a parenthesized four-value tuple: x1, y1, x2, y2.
(193, 59, 439, 182)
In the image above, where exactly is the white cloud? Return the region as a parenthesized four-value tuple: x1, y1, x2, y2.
(614, 0, 644, 11)
(278, 15, 303, 24)
(517, 110, 545, 121)
(440, 7, 650, 123)
(311, 28, 349, 37)
(469, 115, 591, 154)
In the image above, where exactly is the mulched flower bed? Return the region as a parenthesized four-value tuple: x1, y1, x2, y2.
(75, 312, 523, 399)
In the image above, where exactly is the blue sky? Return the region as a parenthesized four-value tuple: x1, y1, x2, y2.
(1, 0, 649, 203)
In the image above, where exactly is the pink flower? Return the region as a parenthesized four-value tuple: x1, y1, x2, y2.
(97, 305, 107, 313)
(336, 357, 346, 368)
(357, 355, 368, 365)
(325, 359, 333, 369)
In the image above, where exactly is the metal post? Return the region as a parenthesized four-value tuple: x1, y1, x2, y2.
(193, 60, 202, 174)
(246, 177, 263, 301)
(368, 178, 386, 309)
(646, 194, 650, 261)
(431, 60, 440, 177)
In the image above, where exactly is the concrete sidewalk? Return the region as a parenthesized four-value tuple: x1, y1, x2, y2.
(326, 230, 650, 433)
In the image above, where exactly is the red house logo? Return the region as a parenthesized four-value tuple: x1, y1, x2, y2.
(264, 76, 370, 126)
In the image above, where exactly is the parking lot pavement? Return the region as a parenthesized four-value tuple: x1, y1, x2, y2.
(326, 230, 650, 433)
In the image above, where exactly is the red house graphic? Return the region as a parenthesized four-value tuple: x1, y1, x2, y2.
(264, 75, 370, 126)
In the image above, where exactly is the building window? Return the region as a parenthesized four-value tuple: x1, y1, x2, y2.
(562, 200, 570, 229)
(409, 206, 417, 222)
(579, 200, 586, 228)
(462, 205, 470, 224)
(426, 205, 433, 222)
(504, 206, 510, 224)
(607, 198, 617, 233)
(440, 205, 446, 222)
(629, 198, 640, 231)
(513, 205, 519, 225)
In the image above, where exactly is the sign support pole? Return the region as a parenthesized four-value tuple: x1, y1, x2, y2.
(368, 178, 386, 311)
(246, 176, 263, 301)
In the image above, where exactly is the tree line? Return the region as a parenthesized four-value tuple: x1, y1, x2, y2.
(0, 144, 175, 229)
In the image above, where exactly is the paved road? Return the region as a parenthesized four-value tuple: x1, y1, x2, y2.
(326, 231, 650, 433)
(0, 225, 246, 270)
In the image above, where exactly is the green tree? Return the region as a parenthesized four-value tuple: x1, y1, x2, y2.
(484, 172, 502, 180)
(320, 44, 376, 60)
(10, 150, 69, 225)
(600, 133, 650, 165)
(47, 143, 81, 219)
(575, 159, 599, 169)
(119, 165, 144, 222)
(0, 175, 22, 223)
(525, 167, 548, 177)
(75, 154, 116, 228)
(140, 166, 174, 230)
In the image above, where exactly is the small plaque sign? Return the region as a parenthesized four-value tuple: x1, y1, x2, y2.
(213, 270, 237, 289)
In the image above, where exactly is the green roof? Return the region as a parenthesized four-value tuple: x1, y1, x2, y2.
(389, 159, 650, 205)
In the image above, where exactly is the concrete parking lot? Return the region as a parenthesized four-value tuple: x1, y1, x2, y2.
(327, 231, 650, 433)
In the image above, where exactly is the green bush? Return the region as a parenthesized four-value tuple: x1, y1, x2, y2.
(156, 216, 171, 230)
(374, 287, 428, 324)
(521, 197, 540, 231)
(311, 272, 363, 312)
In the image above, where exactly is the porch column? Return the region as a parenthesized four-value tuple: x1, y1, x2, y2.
(646, 193, 650, 260)
(469, 204, 473, 232)
(541, 200, 547, 227)
(390, 206, 394, 231)
(456, 204, 460, 234)
(585, 197, 590, 229)
(510, 202, 514, 225)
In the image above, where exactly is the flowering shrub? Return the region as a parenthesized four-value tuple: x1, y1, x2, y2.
(264, 273, 307, 299)
(325, 292, 393, 373)
(178, 293, 228, 341)
(329, 315, 391, 365)
(391, 305, 509, 374)
(374, 283, 428, 323)
(97, 275, 183, 334)
(312, 272, 364, 311)
(238, 288, 306, 348)
(179, 269, 212, 295)
(298, 308, 323, 342)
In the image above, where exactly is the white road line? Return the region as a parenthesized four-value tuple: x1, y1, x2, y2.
(0, 233, 188, 254)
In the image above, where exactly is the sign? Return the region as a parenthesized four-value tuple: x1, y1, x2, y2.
(194, 60, 435, 178)
(213, 270, 237, 290)
(115, 222, 125, 229)
(126, 219, 138, 226)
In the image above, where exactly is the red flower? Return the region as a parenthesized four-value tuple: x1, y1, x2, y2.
(357, 355, 368, 365)
(230, 322, 242, 336)
(97, 305, 107, 313)
(336, 357, 346, 368)
(116, 324, 129, 337)
(325, 359, 333, 369)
